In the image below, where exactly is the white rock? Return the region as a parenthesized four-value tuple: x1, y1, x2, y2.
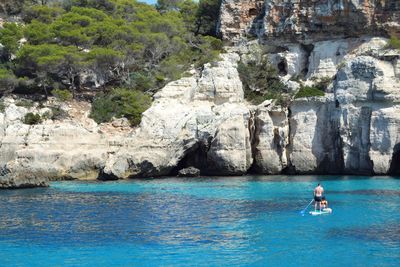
(252, 106, 289, 174)
(307, 40, 349, 79)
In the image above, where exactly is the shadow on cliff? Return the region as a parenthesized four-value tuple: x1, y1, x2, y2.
(248, 1, 266, 39)
(169, 140, 210, 176)
(312, 101, 345, 174)
(389, 143, 400, 176)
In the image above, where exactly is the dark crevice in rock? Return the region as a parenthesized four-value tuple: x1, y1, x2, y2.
(247, 109, 261, 174)
(328, 108, 345, 174)
(278, 59, 288, 76)
(389, 143, 400, 175)
(282, 106, 296, 174)
(97, 169, 119, 181)
(249, 1, 266, 38)
(359, 106, 374, 174)
(169, 140, 211, 176)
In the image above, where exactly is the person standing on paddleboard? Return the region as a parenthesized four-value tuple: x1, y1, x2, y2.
(314, 183, 324, 211)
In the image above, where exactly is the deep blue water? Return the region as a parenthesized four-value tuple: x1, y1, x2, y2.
(0, 176, 399, 266)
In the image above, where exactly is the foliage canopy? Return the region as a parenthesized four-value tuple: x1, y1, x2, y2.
(1, 0, 222, 96)
(0, 0, 223, 124)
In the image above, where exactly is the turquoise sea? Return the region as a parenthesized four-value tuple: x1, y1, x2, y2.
(0, 176, 399, 266)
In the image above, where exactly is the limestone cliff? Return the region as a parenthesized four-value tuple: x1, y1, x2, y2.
(0, 99, 131, 188)
(1, 0, 400, 188)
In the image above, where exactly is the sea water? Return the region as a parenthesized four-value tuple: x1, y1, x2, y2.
(0, 176, 399, 266)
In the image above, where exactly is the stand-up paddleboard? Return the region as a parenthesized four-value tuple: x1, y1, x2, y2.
(309, 208, 332, 216)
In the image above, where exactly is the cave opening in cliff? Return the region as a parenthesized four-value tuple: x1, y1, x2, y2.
(169, 141, 210, 176)
(389, 143, 400, 175)
(278, 60, 288, 76)
(249, 8, 258, 16)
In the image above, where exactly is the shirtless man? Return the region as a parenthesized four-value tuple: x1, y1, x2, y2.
(314, 183, 324, 211)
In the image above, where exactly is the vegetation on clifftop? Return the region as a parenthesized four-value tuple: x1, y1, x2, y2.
(0, 0, 222, 124)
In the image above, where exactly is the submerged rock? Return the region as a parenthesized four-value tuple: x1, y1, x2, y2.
(178, 167, 201, 177)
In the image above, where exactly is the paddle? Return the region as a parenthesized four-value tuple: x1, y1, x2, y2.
(300, 199, 314, 216)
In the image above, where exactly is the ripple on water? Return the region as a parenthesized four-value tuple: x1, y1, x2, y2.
(0, 177, 400, 266)
(329, 189, 400, 196)
(0, 190, 299, 246)
(328, 223, 400, 246)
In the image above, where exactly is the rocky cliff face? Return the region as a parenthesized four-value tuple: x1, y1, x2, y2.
(219, 0, 400, 43)
(103, 37, 400, 178)
(1, 0, 400, 188)
(0, 99, 131, 188)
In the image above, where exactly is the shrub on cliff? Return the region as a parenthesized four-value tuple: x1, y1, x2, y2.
(52, 89, 73, 101)
(24, 112, 42, 125)
(0, 100, 5, 112)
(295, 86, 325, 99)
(238, 57, 287, 105)
(388, 34, 400, 50)
(90, 88, 152, 126)
(0, 23, 24, 59)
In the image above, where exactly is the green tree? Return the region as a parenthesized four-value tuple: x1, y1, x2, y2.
(90, 88, 152, 126)
(2, 0, 223, 99)
(51, 12, 93, 47)
(25, 20, 55, 45)
(0, 67, 18, 95)
(0, 23, 24, 59)
(63, 0, 115, 12)
(195, 0, 221, 36)
(156, 0, 184, 12)
(16, 44, 82, 96)
(85, 47, 123, 85)
(23, 5, 64, 23)
(0, 0, 24, 15)
(178, 0, 198, 32)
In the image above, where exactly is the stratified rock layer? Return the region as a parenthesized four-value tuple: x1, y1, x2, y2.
(219, 0, 400, 43)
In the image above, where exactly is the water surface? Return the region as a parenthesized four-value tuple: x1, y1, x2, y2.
(0, 176, 399, 266)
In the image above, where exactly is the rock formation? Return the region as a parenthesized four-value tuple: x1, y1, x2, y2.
(219, 0, 400, 43)
(0, 98, 130, 188)
(1, 0, 400, 188)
